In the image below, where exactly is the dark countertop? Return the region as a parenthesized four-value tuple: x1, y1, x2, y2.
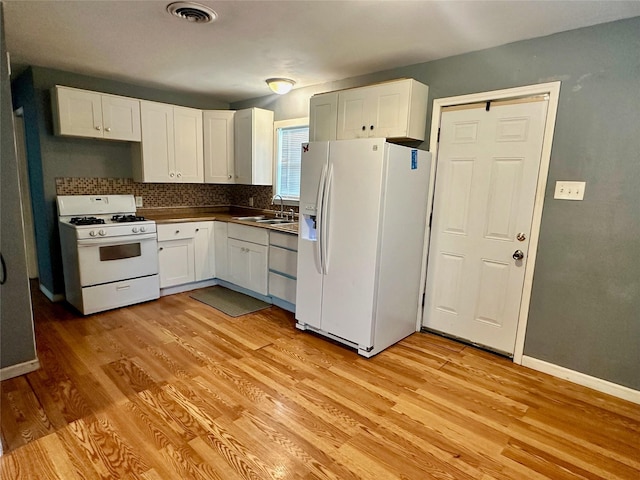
(138, 206, 299, 235)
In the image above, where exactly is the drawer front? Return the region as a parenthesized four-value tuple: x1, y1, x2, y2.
(268, 245, 297, 277)
(82, 275, 159, 315)
(157, 223, 197, 241)
(228, 223, 269, 245)
(269, 231, 298, 251)
(268, 272, 296, 304)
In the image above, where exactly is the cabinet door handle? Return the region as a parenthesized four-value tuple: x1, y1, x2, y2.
(169, 172, 175, 178)
(177, 172, 182, 178)
(175, 230, 180, 234)
(159, 247, 164, 251)
(228, 175, 232, 179)
(105, 127, 111, 132)
(361, 125, 366, 131)
(195, 228, 199, 232)
(0, 253, 6, 285)
(370, 125, 374, 130)
(95, 126, 102, 131)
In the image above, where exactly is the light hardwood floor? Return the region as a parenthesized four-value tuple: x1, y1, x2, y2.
(1, 285, 638, 479)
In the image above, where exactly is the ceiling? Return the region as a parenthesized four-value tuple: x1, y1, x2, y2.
(4, 1, 640, 103)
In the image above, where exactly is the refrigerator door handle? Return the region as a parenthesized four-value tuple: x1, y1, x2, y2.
(321, 164, 333, 274)
(315, 164, 328, 274)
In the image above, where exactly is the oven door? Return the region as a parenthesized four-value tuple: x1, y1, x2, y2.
(76, 233, 158, 287)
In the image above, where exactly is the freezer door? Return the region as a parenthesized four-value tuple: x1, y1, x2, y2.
(319, 138, 385, 347)
(298, 141, 329, 215)
(295, 141, 329, 329)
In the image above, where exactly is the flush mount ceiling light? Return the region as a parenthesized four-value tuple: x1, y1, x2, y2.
(266, 78, 296, 95)
(167, 2, 217, 24)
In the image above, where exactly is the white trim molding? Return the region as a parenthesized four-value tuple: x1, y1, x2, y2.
(522, 356, 640, 405)
(419, 81, 561, 366)
(0, 358, 40, 381)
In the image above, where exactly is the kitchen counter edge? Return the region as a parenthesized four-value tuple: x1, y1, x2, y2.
(141, 208, 298, 235)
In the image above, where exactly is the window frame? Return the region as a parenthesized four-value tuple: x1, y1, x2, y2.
(272, 117, 309, 206)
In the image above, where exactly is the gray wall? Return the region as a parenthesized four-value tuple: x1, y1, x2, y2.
(234, 17, 640, 390)
(11, 67, 229, 295)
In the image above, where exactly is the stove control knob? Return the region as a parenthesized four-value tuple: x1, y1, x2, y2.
(89, 230, 97, 237)
(132, 227, 139, 233)
(140, 226, 146, 232)
(98, 229, 106, 236)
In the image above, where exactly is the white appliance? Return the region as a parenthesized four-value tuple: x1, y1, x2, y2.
(57, 194, 159, 315)
(295, 138, 431, 357)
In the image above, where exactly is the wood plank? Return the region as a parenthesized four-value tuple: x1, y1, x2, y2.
(0, 286, 638, 480)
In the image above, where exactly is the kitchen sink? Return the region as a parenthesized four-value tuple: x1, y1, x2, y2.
(255, 218, 295, 224)
(233, 215, 266, 221)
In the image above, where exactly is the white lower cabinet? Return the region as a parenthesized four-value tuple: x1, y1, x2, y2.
(268, 231, 298, 308)
(226, 224, 269, 295)
(157, 221, 214, 289)
(158, 238, 195, 288)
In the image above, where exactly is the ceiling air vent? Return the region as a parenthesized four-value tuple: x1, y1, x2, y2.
(166, 2, 217, 24)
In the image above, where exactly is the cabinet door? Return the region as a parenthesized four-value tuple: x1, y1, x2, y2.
(158, 239, 195, 288)
(369, 80, 411, 139)
(138, 101, 175, 182)
(233, 109, 253, 185)
(227, 239, 268, 295)
(336, 86, 373, 140)
(101, 95, 141, 141)
(214, 221, 229, 281)
(234, 108, 273, 185)
(54, 87, 103, 138)
(203, 110, 235, 183)
(193, 222, 215, 281)
(173, 106, 204, 183)
(309, 92, 337, 141)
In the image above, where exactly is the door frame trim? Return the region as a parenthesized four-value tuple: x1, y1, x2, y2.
(418, 81, 561, 364)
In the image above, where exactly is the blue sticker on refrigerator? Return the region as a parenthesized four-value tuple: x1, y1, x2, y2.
(411, 150, 418, 170)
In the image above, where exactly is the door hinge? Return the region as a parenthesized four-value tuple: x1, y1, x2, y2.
(429, 212, 433, 228)
(437, 128, 440, 142)
(422, 292, 426, 307)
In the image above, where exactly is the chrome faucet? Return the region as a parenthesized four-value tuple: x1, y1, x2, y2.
(272, 194, 284, 218)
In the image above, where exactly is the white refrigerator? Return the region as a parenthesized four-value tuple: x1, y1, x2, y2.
(295, 138, 431, 357)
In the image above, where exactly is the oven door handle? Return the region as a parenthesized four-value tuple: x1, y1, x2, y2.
(77, 233, 157, 246)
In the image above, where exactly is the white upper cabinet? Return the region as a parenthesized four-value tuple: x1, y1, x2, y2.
(133, 100, 203, 183)
(309, 92, 338, 141)
(234, 107, 274, 185)
(52, 85, 141, 141)
(203, 110, 235, 184)
(310, 79, 428, 142)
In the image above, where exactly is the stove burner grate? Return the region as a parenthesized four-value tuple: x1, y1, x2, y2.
(111, 214, 147, 223)
(70, 216, 105, 226)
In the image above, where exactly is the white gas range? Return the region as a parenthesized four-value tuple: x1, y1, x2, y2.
(57, 194, 159, 315)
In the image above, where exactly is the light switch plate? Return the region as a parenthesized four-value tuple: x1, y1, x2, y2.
(135, 196, 143, 207)
(554, 181, 586, 200)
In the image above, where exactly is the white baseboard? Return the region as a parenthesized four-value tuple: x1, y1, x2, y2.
(39, 283, 64, 302)
(521, 356, 640, 405)
(0, 358, 40, 381)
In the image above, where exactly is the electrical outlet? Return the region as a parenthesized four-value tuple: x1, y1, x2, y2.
(554, 181, 586, 201)
(135, 196, 143, 207)
(248, 196, 254, 207)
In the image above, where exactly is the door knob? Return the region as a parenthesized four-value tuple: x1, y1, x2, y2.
(516, 232, 526, 242)
(513, 250, 524, 261)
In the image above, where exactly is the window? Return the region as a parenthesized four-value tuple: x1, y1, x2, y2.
(273, 118, 309, 203)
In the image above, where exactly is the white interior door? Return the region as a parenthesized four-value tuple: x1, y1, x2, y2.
(423, 97, 548, 355)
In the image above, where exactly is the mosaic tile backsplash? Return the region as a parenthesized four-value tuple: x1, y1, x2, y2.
(55, 177, 293, 212)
